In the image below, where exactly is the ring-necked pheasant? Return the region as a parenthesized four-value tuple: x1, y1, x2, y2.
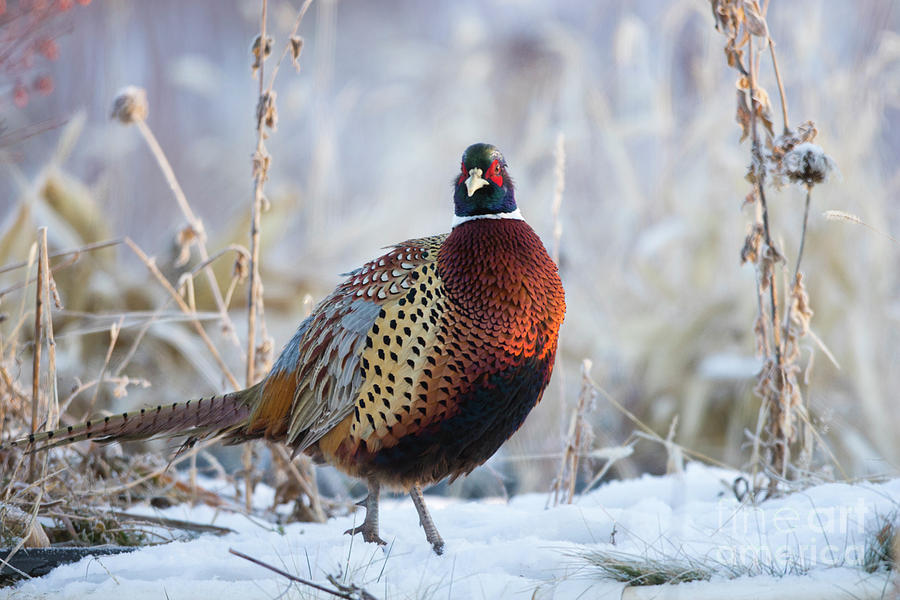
(5, 143, 566, 554)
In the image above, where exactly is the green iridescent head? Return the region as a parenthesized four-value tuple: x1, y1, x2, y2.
(453, 143, 516, 217)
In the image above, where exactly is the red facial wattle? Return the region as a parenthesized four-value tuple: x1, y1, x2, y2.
(486, 159, 503, 186)
(458, 161, 467, 185)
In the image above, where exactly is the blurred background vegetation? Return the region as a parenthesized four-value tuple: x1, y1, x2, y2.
(1, 0, 899, 502)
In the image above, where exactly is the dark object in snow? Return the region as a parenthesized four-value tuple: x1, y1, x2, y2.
(3, 144, 566, 556)
(0, 546, 137, 582)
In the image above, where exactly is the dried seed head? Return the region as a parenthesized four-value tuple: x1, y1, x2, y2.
(110, 86, 148, 124)
(233, 252, 249, 282)
(290, 36, 304, 72)
(781, 142, 835, 187)
(251, 34, 273, 75)
(257, 90, 277, 130)
(174, 223, 204, 267)
(740, 223, 764, 264)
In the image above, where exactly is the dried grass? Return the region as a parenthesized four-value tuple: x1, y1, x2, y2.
(0, 0, 326, 574)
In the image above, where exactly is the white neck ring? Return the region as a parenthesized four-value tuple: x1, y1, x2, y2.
(452, 208, 525, 228)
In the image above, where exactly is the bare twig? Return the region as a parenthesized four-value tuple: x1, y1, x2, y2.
(0, 238, 123, 276)
(767, 39, 790, 134)
(264, 0, 315, 93)
(268, 443, 325, 522)
(28, 228, 47, 482)
(85, 318, 123, 416)
(124, 237, 240, 390)
(247, 0, 269, 388)
(229, 548, 377, 600)
(549, 358, 593, 507)
(132, 118, 242, 350)
(241, 0, 272, 516)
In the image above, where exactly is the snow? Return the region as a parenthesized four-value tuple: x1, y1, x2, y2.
(7, 464, 899, 599)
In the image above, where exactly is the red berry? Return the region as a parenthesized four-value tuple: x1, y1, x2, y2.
(39, 39, 59, 61)
(76, 0, 90, 5)
(59, 0, 73, 10)
(34, 75, 53, 95)
(13, 85, 29, 108)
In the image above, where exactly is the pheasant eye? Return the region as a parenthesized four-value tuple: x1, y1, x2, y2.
(486, 159, 503, 186)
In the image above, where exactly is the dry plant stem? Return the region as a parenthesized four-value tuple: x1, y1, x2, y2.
(241, 0, 272, 517)
(29, 228, 47, 483)
(759, 0, 790, 134)
(77, 437, 219, 498)
(268, 443, 325, 522)
(549, 359, 591, 506)
(747, 36, 789, 483)
(591, 377, 732, 470)
(228, 548, 373, 600)
(264, 0, 315, 91)
(57, 376, 149, 417)
(768, 39, 790, 134)
(247, 0, 269, 388)
(124, 237, 240, 390)
(0, 252, 80, 300)
(43, 236, 59, 438)
(782, 187, 812, 335)
(4, 243, 37, 365)
(85, 318, 122, 415)
(133, 119, 241, 350)
(0, 238, 122, 277)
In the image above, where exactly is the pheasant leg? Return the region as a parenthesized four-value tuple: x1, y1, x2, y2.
(344, 478, 387, 546)
(410, 484, 444, 555)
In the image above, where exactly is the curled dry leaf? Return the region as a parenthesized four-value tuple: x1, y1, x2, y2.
(758, 242, 784, 290)
(251, 34, 273, 76)
(256, 90, 277, 131)
(741, 0, 768, 37)
(290, 36, 304, 72)
(175, 223, 204, 267)
(233, 251, 250, 283)
(789, 272, 813, 337)
(735, 76, 774, 141)
(740, 222, 764, 264)
(252, 148, 271, 183)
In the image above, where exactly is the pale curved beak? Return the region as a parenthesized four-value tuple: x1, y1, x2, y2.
(464, 167, 489, 197)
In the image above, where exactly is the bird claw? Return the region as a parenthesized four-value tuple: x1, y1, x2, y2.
(344, 525, 387, 546)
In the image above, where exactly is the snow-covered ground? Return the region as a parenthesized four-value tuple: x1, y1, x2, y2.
(7, 464, 899, 599)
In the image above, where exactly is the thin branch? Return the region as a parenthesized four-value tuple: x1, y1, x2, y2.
(265, 0, 316, 93)
(242, 0, 271, 516)
(247, 0, 269, 387)
(768, 39, 790, 134)
(133, 119, 242, 351)
(124, 237, 240, 390)
(269, 443, 325, 522)
(0, 238, 123, 276)
(229, 548, 376, 600)
(85, 318, 123, 416)
(29, 228, 47, 482)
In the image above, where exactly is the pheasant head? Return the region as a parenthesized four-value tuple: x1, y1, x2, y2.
(453, 142, 516, 219)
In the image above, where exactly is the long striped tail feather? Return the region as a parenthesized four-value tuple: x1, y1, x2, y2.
(2, 389, 253, 453)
